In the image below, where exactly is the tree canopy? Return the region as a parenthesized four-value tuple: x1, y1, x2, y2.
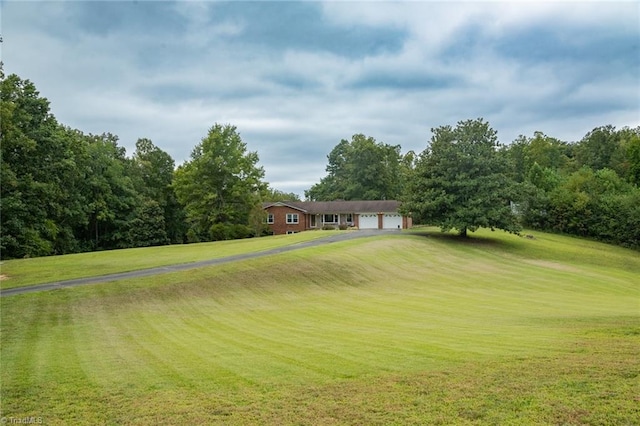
(173, 124, 267, 242)
(305, 134, 404, 201)
(2, 70, 638, 258)
(263, 187, 301, 202)
(402, 118, 521, 236)
(0, 73, 297, 258)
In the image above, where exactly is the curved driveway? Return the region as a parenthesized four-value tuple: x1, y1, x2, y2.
(0, 230, 399, 297)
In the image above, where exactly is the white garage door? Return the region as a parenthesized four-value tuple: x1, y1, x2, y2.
(383, 213, 402, 229)
(358, 213, 379, 229)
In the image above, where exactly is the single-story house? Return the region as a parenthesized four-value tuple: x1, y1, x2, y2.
(263, 200, 412, 235)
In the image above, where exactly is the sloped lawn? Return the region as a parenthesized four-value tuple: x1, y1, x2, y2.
(1, 229, 638, 424)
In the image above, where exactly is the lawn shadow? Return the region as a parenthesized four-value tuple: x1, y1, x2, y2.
(406, 227, 524, 250)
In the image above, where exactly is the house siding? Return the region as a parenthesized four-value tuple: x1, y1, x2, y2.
(266, 205, 307, 235)
(263, 200, 411, 235)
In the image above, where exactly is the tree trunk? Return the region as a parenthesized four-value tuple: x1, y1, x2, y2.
(459, 227, 468, 238)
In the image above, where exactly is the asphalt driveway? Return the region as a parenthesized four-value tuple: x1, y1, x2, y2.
(0, 230, 398, 297)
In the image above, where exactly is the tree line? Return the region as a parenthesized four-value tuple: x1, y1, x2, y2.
(2, 72, 639, 259)
(309, 120, 640, 248)
(1, 73, 291, 259)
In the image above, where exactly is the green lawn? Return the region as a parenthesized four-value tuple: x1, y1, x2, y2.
(1, 229, 638, 424)
(0, 231, 337, 290)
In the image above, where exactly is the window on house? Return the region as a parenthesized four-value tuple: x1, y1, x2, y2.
(286, 230, 298, 234)
(310, 215, 317, 227)
(267, 214, 274, 224)
(323, 214, 338, 223)
(346, 213, 353, 223)
(286, 213, 299, 224)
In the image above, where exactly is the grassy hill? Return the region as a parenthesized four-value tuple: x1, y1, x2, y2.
(0, 231, 338, 290)
(1, 229, 638, 424)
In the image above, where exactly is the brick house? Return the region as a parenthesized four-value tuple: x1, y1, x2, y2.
(263, 200, 412, 235)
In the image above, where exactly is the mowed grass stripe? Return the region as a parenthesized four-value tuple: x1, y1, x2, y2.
(70, 235, 637, 370)
(1, 229, 638, 424)
(0, 231, 339, 289)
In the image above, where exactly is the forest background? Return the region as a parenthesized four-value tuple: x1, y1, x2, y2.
(2, 72, 639, 259)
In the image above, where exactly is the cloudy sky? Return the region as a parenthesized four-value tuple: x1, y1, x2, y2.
(3, 1, 639, 197)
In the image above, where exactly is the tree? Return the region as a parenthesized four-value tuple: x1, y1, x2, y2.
(129, 138, 185, 243)
(526, 131, 570, 171)
(502, 135, 529, 183)
(575, 125, 619, 171)
(503, 132, 572, 183)
(613, 127, 640, 185)
(0, 74, 93, 257)
(1, 74, 58, 257)
(173, 124, 266, 241)
(402, 118, 521, 237)
(627, 133, 640, 186)
(122, 198, 169, 247)
(305, 134, 403, 201)
(79, 133, 139, 250)
(0, 73, 159, 257)
(130, 138, 175, 202)
(527, 162, 561, 193)
(262, 187, 301, 202)
(543, 167, 640, 247)
(398, 150, 418, 199)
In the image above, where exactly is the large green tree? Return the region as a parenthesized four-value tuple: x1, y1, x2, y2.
(80, 132, 139, 250)
(575, 125, 619, 172)
(0, 74, 92, 257)
(173, 124, 266, 241)
(614, 127, 640, 185)
(128, 138, 185, 244)
(503, 132, 572, 183)
(403, 118, 521, 237)
(0, 72, 175, 257)
(305, 134, 403, 201)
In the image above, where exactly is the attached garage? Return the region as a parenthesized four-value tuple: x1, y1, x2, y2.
(263, 200, 411, 235)
(383, 213, 403, 229)
(358, 213, 379, 229)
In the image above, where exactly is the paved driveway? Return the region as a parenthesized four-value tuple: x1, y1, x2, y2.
(0, 230, 399, 297)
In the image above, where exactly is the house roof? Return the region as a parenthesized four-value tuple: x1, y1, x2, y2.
(263, 200, 402, 214)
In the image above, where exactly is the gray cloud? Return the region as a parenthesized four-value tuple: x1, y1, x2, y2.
(205, 2, 407, 57)
(3, 1, 638, 198)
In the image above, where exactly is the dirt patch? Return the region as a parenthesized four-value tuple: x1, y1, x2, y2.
(0, 274, 9, 281)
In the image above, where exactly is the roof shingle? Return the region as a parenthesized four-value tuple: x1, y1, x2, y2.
(264, 200, 402, 214)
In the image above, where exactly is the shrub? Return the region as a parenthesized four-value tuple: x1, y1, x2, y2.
(209, 223, 254, 241)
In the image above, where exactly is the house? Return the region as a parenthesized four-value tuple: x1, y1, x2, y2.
(263, 200, 412, 235)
